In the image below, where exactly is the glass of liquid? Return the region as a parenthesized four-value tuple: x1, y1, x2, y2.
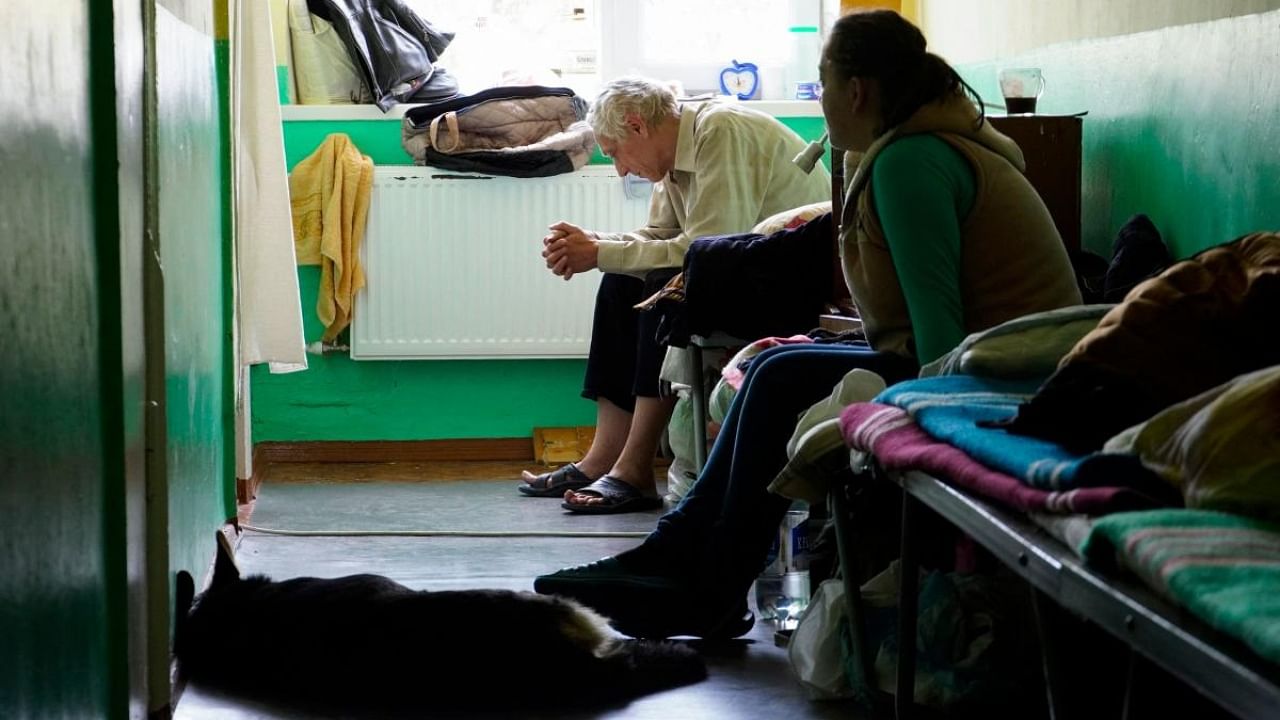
(999, 67, 1045, 114)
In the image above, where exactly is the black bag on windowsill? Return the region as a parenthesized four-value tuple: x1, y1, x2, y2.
(306, 0, 459, 111)
(402, 85, 596, 178)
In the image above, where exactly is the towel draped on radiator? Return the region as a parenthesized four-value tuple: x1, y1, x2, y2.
(289, 133, 372, 342)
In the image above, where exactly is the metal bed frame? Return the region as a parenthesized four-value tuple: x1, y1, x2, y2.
(832, 467, 1280, 719)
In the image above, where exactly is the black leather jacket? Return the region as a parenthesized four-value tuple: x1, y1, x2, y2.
(307, 0, 458, 111)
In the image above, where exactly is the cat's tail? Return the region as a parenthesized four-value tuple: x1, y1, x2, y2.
(599, 639, 707, 699)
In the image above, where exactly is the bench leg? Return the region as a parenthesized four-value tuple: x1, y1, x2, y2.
(1033, 587, 1130, 720)
(895, 491, 920, 720)
(832, 475, 878, 695)
(1031, 586, 1069, 720)
(1122, 647, 1235, 720)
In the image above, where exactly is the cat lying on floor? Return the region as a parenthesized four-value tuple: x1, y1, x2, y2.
(175, 533, 706, 713)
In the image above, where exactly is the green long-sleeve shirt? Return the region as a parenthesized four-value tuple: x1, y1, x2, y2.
(870, 134, 976, 364)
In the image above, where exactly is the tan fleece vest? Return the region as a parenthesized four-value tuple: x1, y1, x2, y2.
(841, 96, 1083, 359)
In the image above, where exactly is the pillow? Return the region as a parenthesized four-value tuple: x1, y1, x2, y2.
(1105, 364, 1280, 521)
(751, 201, 832, 236)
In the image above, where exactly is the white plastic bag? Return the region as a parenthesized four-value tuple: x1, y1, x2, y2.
(788, 579, 854, 699)
(288, 0, 370, 105)
(789, 563, 902, 701)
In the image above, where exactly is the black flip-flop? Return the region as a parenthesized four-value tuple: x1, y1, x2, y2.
(517, 463, 594, 497)
(561, 476, 662, 514)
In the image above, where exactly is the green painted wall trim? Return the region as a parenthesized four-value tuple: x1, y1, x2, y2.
(262, 114, 827, 442)
(277, 65, 292, 105)
(285, 119, 414, 169)
(957, 9, 1280, 260)
(252, 353, 596, 441)
(283, 116, 829, 171)
(251, 268, 597, 441)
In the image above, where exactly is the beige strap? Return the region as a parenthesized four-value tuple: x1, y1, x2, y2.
(427, 111, 462, 153)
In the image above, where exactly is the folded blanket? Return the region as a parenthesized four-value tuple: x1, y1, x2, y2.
(839, 403, 1155, 515)
(1081, 509, 1280, 665)
(1029, 513, 1094, 553)
(876, 375, 1168, 497)
(921, 304, 1111, 379)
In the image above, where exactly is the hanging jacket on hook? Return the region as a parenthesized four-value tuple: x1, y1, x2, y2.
(305, 0, 459, 111)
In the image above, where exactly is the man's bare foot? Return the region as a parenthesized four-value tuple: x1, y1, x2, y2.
(563, 473, 656, 508)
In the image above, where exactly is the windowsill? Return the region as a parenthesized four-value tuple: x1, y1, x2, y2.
(278, 98, 823, 121)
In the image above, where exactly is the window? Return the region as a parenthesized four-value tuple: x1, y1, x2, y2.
(405, 1, 602, 97)
(404, 0, 820, 100)
(604, 0, 792, 99)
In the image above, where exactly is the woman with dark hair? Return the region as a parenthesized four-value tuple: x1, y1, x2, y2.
(536, 10, 1082, 639)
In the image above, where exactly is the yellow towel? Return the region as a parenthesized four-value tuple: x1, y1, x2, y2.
(289, 133, 373, 341)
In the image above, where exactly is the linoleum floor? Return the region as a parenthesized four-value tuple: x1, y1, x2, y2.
(174, 461, 873, 719)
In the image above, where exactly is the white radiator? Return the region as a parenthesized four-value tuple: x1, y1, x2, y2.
(352, 166, 652, 360)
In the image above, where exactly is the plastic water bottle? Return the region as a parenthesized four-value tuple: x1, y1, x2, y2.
(755, 509, 812, 626)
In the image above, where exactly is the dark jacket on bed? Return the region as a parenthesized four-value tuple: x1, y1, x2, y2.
(999, 231, 1280, 452)
(652, 213, 835, 347)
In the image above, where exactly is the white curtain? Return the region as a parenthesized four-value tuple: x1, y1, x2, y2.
(233, 0, 307, 373)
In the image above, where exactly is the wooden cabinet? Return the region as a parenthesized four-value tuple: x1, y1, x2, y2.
(989, 115, 1083, 252)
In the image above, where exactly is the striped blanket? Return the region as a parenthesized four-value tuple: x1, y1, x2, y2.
(876, 375, 1167, 497)
(1082, 510, 1280, 665)
(840, 403, 1155, 515)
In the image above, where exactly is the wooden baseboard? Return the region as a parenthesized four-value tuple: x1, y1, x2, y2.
(253, 438, 534, 464)
(236, 445, 266, 506)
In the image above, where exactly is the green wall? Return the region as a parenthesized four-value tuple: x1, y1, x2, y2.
(256, 269, 596, 441)
(0, 1, 233, 715)
(0, 2, 114, 716)
(957, 9, 1280, 260)
(156, 1, 234, 593)
(253, 114, 827, 442)
(920, 0, 1280, 64)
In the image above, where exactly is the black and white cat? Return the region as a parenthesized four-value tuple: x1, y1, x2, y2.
(175, 534, 705, 713)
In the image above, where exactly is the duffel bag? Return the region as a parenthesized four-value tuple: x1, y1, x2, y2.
(402, 85, 595, 178)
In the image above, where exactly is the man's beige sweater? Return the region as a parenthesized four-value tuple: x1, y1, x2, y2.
(596, 100, 832, 277)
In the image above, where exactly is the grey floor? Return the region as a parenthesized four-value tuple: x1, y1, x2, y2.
(175, 472, 873, 719)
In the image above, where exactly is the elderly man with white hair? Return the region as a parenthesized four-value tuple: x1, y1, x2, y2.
(519, 76, 830, 513)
